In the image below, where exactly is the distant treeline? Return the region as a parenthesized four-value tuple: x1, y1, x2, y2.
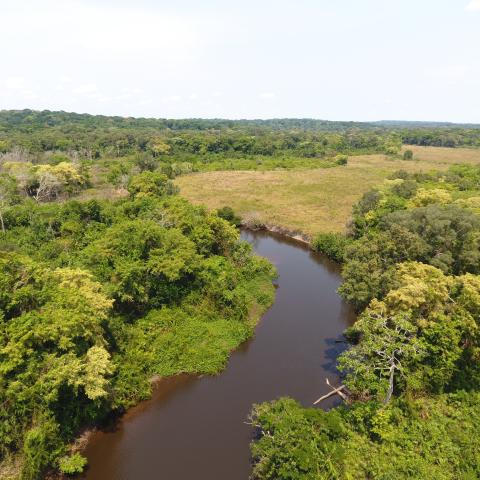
(0, 110, 479, 160)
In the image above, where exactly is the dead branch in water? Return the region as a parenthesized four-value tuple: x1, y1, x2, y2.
(313, 378, 348, 405)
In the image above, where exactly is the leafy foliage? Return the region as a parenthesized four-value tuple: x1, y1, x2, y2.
(251, 393, 480, 480)
(216, 206, 242, 227)
(3, 109, 479, 177)
(58, 453, 87, 475)
(312, 232, 351, 262)
(340, 262, 480, 398)
(251, 164, 480, 480)
(127, 171, 178, 198)
(0, 173, 275, 478)
(1, 161, 89, 202)
(341, 166, 480, 309)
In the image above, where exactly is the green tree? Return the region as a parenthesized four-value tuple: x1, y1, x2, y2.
(340, 262, 480, 399)
(149, 139, 171, 156)
(127, 171, 178, 198)
(0, 174, 18, 233)
(133, 152, 158, 172)
(216, 206, 241, 227)
(81, 220, 200, 309)
(339, 309, 423, 402)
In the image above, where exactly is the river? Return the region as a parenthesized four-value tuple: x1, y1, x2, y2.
(83, 229, 355, 479)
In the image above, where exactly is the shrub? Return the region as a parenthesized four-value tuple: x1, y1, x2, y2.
(334, 154, 348, 166)
(385, 145, 401, 155)
(407, 188, 452, 207)
(171, 162, 194, 176)
(127, 171, 178, 198)
(217, 206, 241, 227)
(403, 149, 414, 160)
(312, 232, 350, 262)
(58, 453, 88, 475)
(22, 419, 63, 480)
(133, 152, 158, 172)
(242, 212, 265, 230)
(46, 152, 71, 165)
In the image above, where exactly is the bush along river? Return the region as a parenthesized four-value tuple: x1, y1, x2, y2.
(83, 229, 356, 479)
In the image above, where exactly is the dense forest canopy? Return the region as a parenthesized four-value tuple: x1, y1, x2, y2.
(0, 169, 275, 479)
(1, 110, 480, 162)
(1, 109, 480, 479)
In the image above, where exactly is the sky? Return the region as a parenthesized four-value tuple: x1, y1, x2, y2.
(1, 0, 479, 122)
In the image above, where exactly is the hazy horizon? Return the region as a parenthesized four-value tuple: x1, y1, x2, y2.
(2, 0, 480, 123)
(4, 108, 480, 126)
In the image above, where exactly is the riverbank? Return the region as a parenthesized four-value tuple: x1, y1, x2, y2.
(82, 229, 356, 479)
(0, 189, 280, 480)
(75, 269, 275, 464)
(242, 222, 311, 246)
(249, 162, 480, 480)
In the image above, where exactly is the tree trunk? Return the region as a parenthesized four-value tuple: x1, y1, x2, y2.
(384, 364, 395, 404)
(0, 210, 5, 234)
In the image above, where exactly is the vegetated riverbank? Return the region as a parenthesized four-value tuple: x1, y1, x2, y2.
(249, 163, 480, 480)
(82, 229, 356, 480)
(0, 173, 276, 480)
(2, 269, 273, 480)
(72, 285, 274, 475)
(242, 221, 312, 245)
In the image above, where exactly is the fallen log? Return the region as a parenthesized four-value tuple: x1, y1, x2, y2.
(313, 378, 347, 405)
(326, 378, 347, 400)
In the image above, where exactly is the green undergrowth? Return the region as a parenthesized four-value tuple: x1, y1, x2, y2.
(111, 273, 274, 408)
(251, 393, 480, 480)
(312, 232, 352, 262)
(190, 155, 344, 172)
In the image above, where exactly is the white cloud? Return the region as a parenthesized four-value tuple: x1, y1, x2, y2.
(115, 88, 143, 101)
(71, 83, 113, 103)
(5, 77, 27, 90)
(424, 65, 470, 84)
(466, 0, 480, 11)
(22, 90, 38, 100)
(0, 0, 478, 121)
(74, 8, 197, 58)
(115, 93, 131, 100)
(1, 1, 214, 62)
(4, 77, 38, 100)
(162, 95, 182, 103)
(96, 95, 112, 103)
(72, 83, 98, 95)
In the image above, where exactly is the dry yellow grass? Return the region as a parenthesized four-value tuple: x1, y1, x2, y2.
(176, 146, 480, 237)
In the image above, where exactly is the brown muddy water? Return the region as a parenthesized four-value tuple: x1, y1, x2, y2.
(83, 230, 356, 480)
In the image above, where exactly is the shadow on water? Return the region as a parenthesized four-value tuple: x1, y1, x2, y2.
(83, 229, 356, 480)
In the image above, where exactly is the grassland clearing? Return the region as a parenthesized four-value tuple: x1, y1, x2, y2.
(176, 146, 480, 236)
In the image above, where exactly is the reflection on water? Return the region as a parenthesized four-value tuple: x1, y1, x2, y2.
(84, 229, 355, 480)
